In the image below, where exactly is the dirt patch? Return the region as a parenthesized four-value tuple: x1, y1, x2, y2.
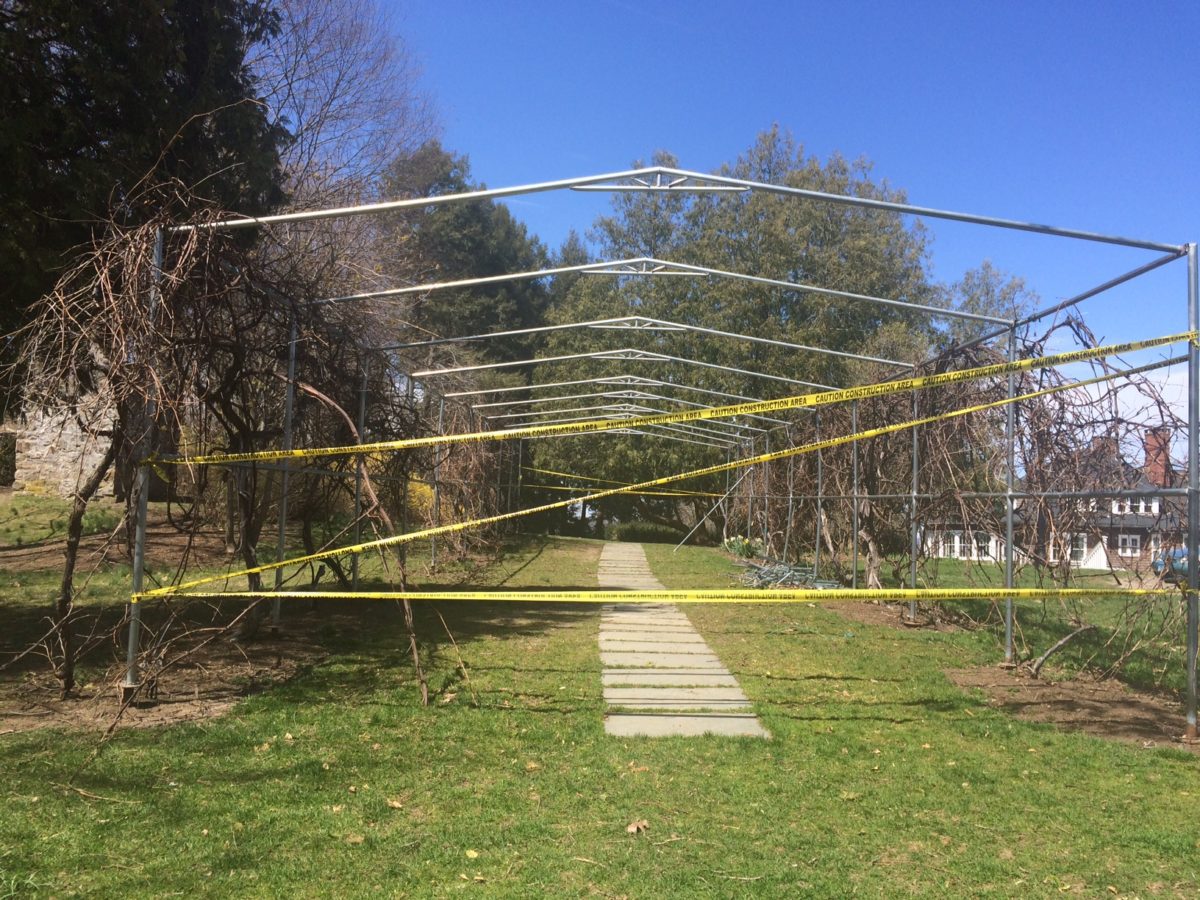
(0, 620, 329, 735)
(828, 601, 1194, 751)
(828, 600, 962, 632)
(0, 522, 230, 574)
(946, 666, 1195, 751)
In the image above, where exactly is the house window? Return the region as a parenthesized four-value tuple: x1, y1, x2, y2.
(1049, 533, 1085, 565)
(1113, 498, 1131, 514)
(943, 531, 960, 559)
(1070, 533, 1087, 563)
(1117, 534, 1141, 557)
(1149, 533, 1162, 554)
(974, 531, 990, 560)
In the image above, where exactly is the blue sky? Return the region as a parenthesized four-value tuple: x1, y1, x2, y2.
(392, 1, 1196, 366)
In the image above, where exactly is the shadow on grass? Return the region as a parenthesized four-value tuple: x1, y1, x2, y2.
(1, 587, 601, 717)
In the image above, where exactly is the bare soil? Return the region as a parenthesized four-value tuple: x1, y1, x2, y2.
(829, 601, 1196, 752)
(945, 666, 1195, 752)
(0, 616, 330, 735)
(0, 520, 229, 573)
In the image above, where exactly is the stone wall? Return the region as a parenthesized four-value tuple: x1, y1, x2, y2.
(5, 401, 115, 498)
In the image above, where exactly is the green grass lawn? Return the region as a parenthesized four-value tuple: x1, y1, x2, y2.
(2, 536, 1199, 897)
(0, 491, 124, 548)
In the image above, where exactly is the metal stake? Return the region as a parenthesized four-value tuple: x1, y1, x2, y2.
(745, 435, 756, 540)
(1005, 327, 1017, 665)
(762, 433, 771, 550)
(782, 446, 795, 563)
(123, 227, 164, 700)
(909, 391, 919, 621)
(431, 397, 444, 565)
(1186, 243, 1199, 739)
(351, 363, 368, 589)
(852, 401, 860, 590)
(400, 375, 414, 559)
(272, 312, 298, 628)
(814, 415, 823, 578)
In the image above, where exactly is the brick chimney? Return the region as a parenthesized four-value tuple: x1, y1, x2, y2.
(1143, 427, 1173, 487)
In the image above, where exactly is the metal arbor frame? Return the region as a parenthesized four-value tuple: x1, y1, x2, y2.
(126, 164, 1197, 738)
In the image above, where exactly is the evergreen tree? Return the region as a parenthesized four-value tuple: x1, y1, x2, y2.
(0, 0, 289, 333)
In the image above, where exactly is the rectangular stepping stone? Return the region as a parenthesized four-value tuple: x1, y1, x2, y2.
(600, 638, 710, 652)
(608, 700, 752, 711)
(602, 670, 741, 687)
(600, 651, 726, 668)
(604, 687, 749, 705)
(599, 631, 707, 644)
(605, 713, 770, 739)
(601, 620, 694, 629)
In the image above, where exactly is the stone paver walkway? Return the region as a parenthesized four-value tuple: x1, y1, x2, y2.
(598, 542, 769, 738)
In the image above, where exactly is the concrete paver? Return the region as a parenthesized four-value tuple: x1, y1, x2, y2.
(603, 669, 741, 687)
(605, 713, 771, 738)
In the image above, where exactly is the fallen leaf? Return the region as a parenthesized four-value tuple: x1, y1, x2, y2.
(254, 742, 271, 753)
(283, 733, 294, 742)
(439, 692, 457, 705)
(345, 833, 364, 845)
(348, 785, 357, 794)
(387, 799, 404, 810)
(525, 761, 541, 771)
(465, 849, 479, 859)
(331, 804, 344, 814)
(626, 819, 650, 834)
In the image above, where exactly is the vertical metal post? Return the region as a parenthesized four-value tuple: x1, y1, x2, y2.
(782, 442, 795, 563)
(272, 312, 298, 628)
(400, 375, 414, 558)
(351, 362, 368, 590)
(722, 446, 732, 540)
(495, 441, 507, 516)
(745, 435, 756, 540)
(814, 414, 823, 578)
(852, 401, 860, 590)
(514, 439, 524, 524)
(431, 397, 444, 566)
(761, 433, 771, 550)
(123, 227, 164, 699)
(224, 469, 237, 554)
(909, 390, 919, 622)
(1186, 243, 1198, 738)
(1004, 326, 1017, 664)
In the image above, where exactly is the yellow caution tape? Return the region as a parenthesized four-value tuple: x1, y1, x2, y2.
(134, 354, 1181, 601)
(154, 331, 1193, 467)
(139, 587, 1175, 604)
